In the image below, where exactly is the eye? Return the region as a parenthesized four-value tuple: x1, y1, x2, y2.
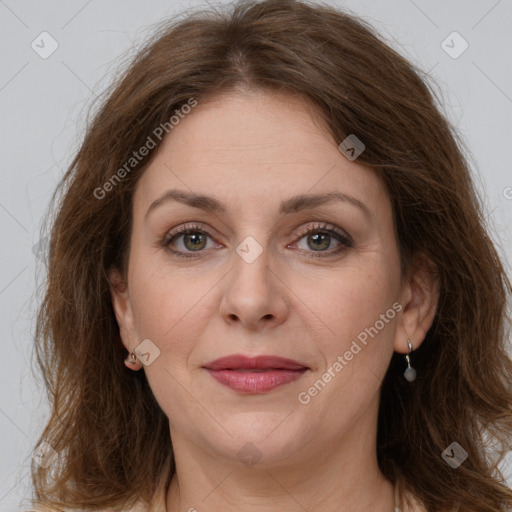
(176, 231, 209, 251)
(289, 222, 353, 258)
(162, 223, 220, 259)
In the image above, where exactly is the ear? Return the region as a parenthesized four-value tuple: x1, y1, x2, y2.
(395, 253, 440, 354)
(108, 267, 143, 371)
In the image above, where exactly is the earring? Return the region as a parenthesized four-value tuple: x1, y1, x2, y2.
(125, 349, 137, 366)
(403, 340, 417, 382)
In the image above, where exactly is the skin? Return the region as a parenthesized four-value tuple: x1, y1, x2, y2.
(109, 90, 438, 512)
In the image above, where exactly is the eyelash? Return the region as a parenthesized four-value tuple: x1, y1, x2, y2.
(161, 222, 353, 259)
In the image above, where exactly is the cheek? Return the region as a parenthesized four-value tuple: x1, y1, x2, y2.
(298, 260, 398, 343)
(296, 264, 399, 415)
(126, 252, 206, 362)
(128, 236, 201, 322)
(294, 261, 400, 412)
(127, 261, 210, 417)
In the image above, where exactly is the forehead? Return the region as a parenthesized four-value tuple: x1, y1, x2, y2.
(134, 90, 388, 219)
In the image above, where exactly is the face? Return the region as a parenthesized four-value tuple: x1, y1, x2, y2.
(111, 90, 409, 468)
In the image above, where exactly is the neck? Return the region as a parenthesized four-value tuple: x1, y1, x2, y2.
(165, 416, 396, 511)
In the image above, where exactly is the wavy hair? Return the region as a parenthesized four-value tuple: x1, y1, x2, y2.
(31, 0, 512, 510)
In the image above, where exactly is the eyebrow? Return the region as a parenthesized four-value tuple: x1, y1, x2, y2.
(144, 189, 371, 221)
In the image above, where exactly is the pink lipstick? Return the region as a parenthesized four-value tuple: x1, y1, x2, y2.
(203, 355, 309, 393)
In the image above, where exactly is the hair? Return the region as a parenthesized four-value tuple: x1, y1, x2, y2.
(31, 0, 512, 511)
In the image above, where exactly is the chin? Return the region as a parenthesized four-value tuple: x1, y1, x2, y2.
(203, 412, 313, 466)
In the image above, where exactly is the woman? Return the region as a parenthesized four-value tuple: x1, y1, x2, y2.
(30, 0, 512, 511)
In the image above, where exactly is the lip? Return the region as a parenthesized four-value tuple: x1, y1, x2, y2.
(204, 355, 308, 371)
(203, 355, 309, 393)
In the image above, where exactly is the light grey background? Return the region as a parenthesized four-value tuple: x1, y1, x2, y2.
(1, 0, 511, 510)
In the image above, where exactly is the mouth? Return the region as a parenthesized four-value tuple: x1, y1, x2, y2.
(202, 354, 310, 393)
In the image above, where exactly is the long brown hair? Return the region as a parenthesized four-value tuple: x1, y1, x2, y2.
(31, 1, 512, 510)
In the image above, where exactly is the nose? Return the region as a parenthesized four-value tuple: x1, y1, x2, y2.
(219, 246, 289, 331)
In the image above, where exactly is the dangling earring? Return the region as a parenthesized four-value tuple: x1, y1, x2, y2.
(404, 340, 417, 382)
